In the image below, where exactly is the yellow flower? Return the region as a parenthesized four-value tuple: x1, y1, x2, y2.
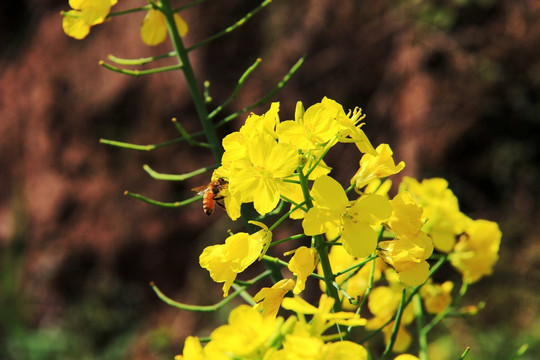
(400, 177, 471, 252)
(394, 355, 420, 360)
(282, 294, 367, 335)
(378, 233, 433, 287)
(379, 192, 434, 286)
(450, 219, 501, 283)
(287, 246, 318, 294)
(228, 133, 298, 217)
(302, 175, 392, 258)
(420, 280, 453, 314)
(140, 8, 188, 46)
(277, 98, 345, 150)
(210, 305, 279, 359)
(62, 0, 117, 39)
(253, 278, 295, 318)
(214, 104, 299, 220)
(174, 336, 228, 360)
(199, 222, 270, 296)
(351, 143, 405, 190)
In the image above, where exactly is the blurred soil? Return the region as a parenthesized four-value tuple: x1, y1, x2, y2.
(1, 0, 540, 358)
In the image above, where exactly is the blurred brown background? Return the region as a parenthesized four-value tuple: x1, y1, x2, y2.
(1, 0, 539, 359)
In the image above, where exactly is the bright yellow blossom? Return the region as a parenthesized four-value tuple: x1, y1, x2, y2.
(351, 143, 405, 190)
(287, 246, 318, 294)
(302, 175, 392, 258)
(282, 294, 367, 335)
(450, 219, 501, 283)
(199, 222, 270, 296)
(215, 104, 299, 220)
(394, 355, 420, 360)
(210, 305, 279, 359)
(140, 7, 188, 46)
(420, 280, 453, 314)
(400, 177, 471, 252)
(174, 336, 228, 360)
(62, 0, 117, 39)
(379, 192, 434, 286)
(253, 278, 295, 318)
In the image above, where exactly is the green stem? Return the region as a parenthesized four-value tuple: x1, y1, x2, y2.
(414, 293, 429, 360)
(143, 164, 218, 181)
(107, 51, 176, 66)
(382, 289, 407, 358)
(296, 164, 341, 311)
(99, 131, 206, 151)
(149, 270, 271, 311)
(160, 0, 223, 161)
(348, 255, 377, 333)
(186, 0, 272, 52)
(359, 255, 447, 344)
(99, 61, 182, 76)
(459, 347, 471, 360)
(216, 56, 305, 127)
(124, 190, 200, 208)
(208, 58, 262, 120)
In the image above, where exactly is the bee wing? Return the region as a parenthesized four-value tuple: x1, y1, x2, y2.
(191, 185, 208, 195)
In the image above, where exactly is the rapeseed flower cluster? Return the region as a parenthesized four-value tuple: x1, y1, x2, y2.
(60, 4, 502, 357)
(190, 98, 502, 358)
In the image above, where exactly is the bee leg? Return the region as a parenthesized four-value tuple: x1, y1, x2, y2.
(215, 199, 226, 209)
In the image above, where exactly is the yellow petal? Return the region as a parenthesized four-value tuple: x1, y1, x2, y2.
(174, 13, 189, 37)
(140, 9, 168, 46)
(397, 261, 430, 287)
(288, 247, 318, 294)
(310, 175, 348, 211)
(62, 11, 91, 39)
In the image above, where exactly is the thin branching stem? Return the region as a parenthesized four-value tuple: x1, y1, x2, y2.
(208, 58, 262, 120)
(149, 270, 271, 311)
(124, 190, 200, 208)
(100, 61, 182, 76)
(143, 164, 218, 181)
(186, 0, 272, 52)
(216, 56, 305, 127)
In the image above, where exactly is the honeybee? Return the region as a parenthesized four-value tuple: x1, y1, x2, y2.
(192, 178, 229, 215)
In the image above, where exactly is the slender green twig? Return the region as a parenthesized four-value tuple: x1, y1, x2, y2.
(296, 164, 341, 311)
(124, 190, 200, 208)
(382, 289, 407, 358)
(149, 270, 271, 311)
(231, 283, 256, 305)
(459, 347, 471, 360)
(99, 61, 182, 76)
(414, 293, 429, 360)
(333, 254, 376, 278)
(108, 5, 150, 17)
(99, 134, 205, 151)
(171, 118, 211, 148)
(269, 234, 308, 248)
(359, 255, 448, 344)
(348, 255, 377, 333)
(186, 0, 272, 52)
(107, 52, 177, 66)
(268, 200, 307, 231)
(208, 58, 262, 119)
(143, 164, 218, 181)
(217, 56, 305, 127)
